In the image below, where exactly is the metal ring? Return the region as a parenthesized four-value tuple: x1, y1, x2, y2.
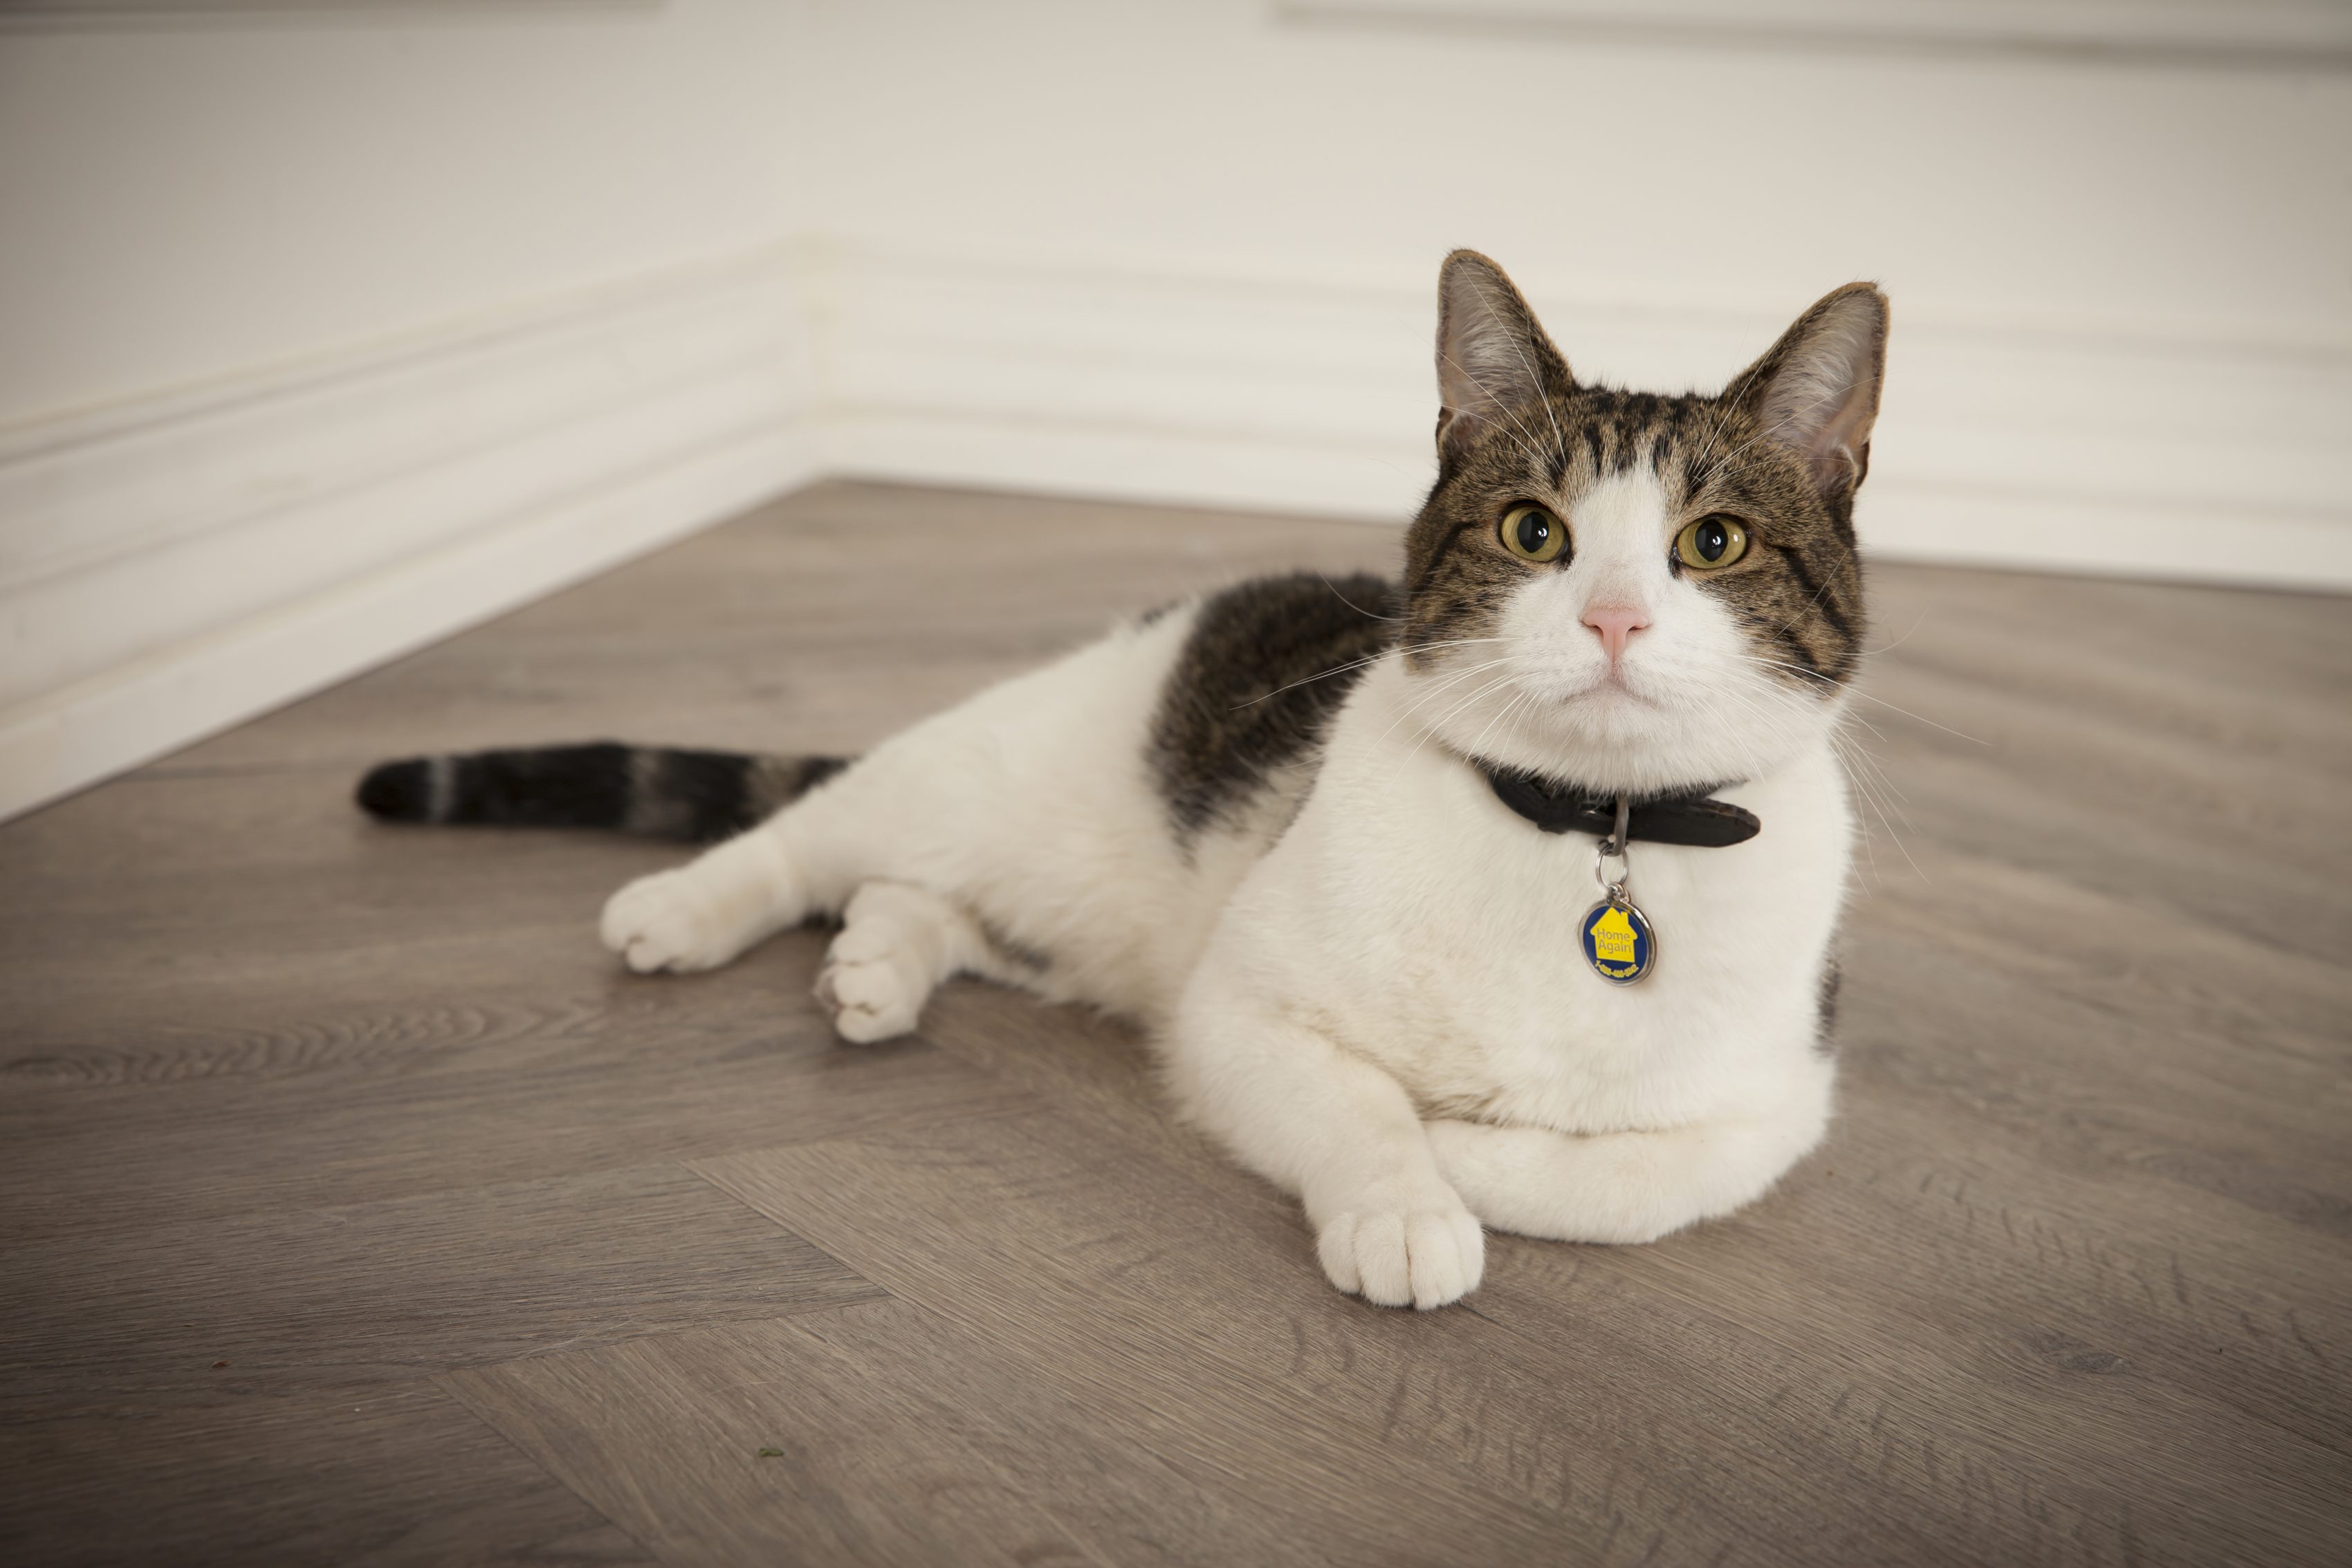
(1593, 795, 1634, 894)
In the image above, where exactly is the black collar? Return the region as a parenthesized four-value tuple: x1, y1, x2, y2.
(1482, 764, 1761, 847)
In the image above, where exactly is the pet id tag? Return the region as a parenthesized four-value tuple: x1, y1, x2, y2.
(1581, 801, 1657, 986)
(1581, 889, 1656, 985)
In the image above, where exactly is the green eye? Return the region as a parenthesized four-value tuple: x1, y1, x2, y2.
(1500, 504, 1566, 564)
(1675, 514, 1749, 571)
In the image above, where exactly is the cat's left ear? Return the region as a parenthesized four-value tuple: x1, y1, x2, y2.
(1729, 283, 1889, 498)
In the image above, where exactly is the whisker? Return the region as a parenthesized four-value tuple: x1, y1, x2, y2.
(1397, 672, 1527, 777)
(1375, 660, 1524, 763)
(1834, 729, 1927, 883)
(1859, 609, 1929, 658)
(1318, 573, 1396, 623)
(1462, 679, 1541, 766)
(1372, 656, 1522, 750)
(1705, 678, 1806, 787)
(1226, 638, 1509, 712)
(1728, 656, 1987, 745)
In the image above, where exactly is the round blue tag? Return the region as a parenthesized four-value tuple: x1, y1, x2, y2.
(1581, 896, 1657, 985)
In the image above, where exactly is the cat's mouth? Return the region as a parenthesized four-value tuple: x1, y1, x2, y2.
(1559, 669, 1657, 710)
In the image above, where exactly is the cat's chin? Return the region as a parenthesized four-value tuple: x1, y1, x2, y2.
(1441, 693, 1814, 798)
(1559, 676, 1660, 716)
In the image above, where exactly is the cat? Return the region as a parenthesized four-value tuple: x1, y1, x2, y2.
(358, 250, 1885, 1310)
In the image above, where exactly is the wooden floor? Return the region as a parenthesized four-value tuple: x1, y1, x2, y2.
(4, 481, 2349, 1566)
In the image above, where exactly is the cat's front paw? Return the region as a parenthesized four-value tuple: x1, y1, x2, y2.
(600, 869, 742, 974)
(1314, 1186, 1485, 1310)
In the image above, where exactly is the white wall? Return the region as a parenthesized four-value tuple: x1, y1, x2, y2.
(0, 2, 806, 425)
(2, 0, 2346, 820)
(0, 2, 823, 820)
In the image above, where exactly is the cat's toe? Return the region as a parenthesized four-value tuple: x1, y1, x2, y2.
(814, 950, 923, 1043)
(1315, 1190, 1484, 1309)
(600, 870, 733, 973)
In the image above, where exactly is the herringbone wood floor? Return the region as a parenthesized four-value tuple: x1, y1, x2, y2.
(4, 481, 2348, 1565)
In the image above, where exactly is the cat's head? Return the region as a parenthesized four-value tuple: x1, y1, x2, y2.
(1401, 250, 1886, 795)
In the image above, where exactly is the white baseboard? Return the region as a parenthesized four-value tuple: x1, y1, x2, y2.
(0, 422, 814, 822)
(0, 248, 818, 822)
(6, 235, 2344, 821)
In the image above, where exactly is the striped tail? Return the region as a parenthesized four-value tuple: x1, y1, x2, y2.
(354, 742, 848, 842)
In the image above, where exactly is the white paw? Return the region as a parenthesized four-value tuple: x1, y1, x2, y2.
(600, 869, 744, 974)
(812, 921, 928, 1044)
(1315, 1187, 1485, 1310)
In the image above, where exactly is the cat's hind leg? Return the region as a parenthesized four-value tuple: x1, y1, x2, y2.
(601, 830, 803, 975)
(815, 880, 1000, 1044)
(601, 776, 870, 974)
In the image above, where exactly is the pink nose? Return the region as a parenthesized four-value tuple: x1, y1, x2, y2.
(1581, 603, 1652, 663)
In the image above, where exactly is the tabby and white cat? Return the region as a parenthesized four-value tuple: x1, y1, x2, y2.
(360, 250, 1886, 1309)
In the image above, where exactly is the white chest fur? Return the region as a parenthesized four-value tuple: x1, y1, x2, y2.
(1206, 656, 1853, 1137)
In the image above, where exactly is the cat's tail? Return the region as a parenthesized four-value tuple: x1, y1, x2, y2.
(354, 743, 849, 842)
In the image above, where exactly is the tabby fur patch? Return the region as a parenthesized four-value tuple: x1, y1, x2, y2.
(356, 744, 845, 842)
(1148, 573, 1397, 838)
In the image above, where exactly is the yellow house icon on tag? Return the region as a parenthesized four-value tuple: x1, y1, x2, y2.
(1588, 904, 1640, 965)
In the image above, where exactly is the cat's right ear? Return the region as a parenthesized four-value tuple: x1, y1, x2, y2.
(1435, 250, 1574, 464)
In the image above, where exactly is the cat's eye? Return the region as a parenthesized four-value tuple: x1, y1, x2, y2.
(1499, 504, 1566, 564)
(1674, 514, 1749, 571)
